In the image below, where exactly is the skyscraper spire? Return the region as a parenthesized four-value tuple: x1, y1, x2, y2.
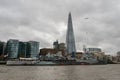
(66, 12, 76, 57)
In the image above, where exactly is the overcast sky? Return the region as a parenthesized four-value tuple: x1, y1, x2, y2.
(0, 0, 120, 55)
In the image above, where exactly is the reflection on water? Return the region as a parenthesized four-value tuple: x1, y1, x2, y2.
(0, 64, 120, 80)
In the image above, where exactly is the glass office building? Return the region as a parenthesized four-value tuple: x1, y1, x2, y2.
(6, 39, 19, 59)
(18, 42, 27, 58)
(0, 41, 5, 56)
(26, 41, 39, 58)
(66, 13, 76, 57)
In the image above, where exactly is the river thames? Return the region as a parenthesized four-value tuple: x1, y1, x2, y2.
(0, 64, 120, 80)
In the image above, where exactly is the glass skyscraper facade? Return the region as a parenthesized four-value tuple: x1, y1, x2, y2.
(18, 42, 27, 58)
(5, 39, 39, 59)
(26, 41, 39, 58)
(6, 39, 19, 59)
(0, 41, 5, 56)
(66, 13, 76, 57)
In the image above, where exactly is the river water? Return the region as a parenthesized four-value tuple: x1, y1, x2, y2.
(0, 64, 120, 80)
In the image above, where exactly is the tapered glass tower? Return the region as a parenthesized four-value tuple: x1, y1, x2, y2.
(66, 12, 76, 57)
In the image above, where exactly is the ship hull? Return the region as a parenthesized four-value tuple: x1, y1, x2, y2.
(6, 60, 100, 66)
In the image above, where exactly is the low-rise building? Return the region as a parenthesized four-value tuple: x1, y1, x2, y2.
(86, 48, 105, 61)
(86, 48, 102, 53)
(76, 52, 83, 59)
(40, 48, 57, 56)
(117, 51, 120, 62)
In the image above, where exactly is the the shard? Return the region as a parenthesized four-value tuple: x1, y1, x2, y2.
(66, 12, 76, 57)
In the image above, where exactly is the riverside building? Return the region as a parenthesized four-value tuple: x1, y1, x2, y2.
(5, 39, 39, 59)
(18, 42, 27, 58)
(66, 12, 76, 57)
(0, 41, 5, 56)
(6, 39, 19, 59)
(26, 41, 39, 58)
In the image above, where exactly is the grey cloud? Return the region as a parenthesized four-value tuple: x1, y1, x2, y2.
(0, 0, 120, 55)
